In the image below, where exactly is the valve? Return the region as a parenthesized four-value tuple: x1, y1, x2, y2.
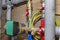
(5, 21, 19, 36)
(26, 7, 29, 17)
(39, 6, 45, 11)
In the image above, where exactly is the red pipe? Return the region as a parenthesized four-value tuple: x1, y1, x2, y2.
(39, 18, 45, 40)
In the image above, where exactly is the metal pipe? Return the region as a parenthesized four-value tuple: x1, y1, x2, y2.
(6, 2, 12, 20)
(45, 0, 55, 40)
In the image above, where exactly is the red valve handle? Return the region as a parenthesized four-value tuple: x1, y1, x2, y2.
(39, 6, 45, 11)
(26, 7, 29, 17)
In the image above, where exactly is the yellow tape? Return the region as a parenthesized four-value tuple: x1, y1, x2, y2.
(28, 0, 32, 10)
(55, 17, 59, 26)
(30, 11, 42, 28)
(33, 14, 42, 22)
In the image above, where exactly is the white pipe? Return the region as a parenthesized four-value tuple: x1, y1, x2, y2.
(45, 0, 55, 40)
(29, 10, 32, 20)
(12, 0, 26, 4)
(56, 27, 60, 40)
(6, 3, 12, 20)
(56, 27, 60, 36)
(2, 0, 26, 7)
(2, 0, 7, 7)
(42, 0, 45, 17)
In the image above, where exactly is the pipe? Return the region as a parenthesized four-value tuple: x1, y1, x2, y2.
(55, 27, 60, 40)
(12, 0, 26, 4)
(56, 27, 60, 36)
(45, 0, 55, 40)
(2, 0, 7, 7)
(6, 2, 12, 20)
(2, 0, 26, 7)
(28, 0, 33, 28)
